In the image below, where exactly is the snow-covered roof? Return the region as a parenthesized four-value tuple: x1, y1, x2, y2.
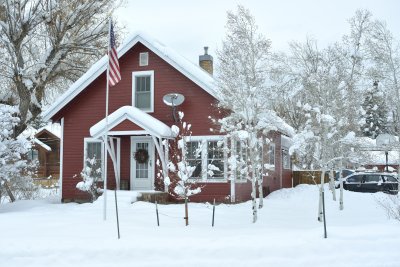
(90, 106, 175, 139)
(37, 124, 61, 138)
(33, 138, 52, 152)
(43, 31, 217, 121)
(20, 123, 61, 140)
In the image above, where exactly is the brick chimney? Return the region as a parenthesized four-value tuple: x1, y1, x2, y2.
(199, 46, 213, 75)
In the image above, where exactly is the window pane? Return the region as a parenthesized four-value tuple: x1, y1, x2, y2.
(282, 150, 290, 169)
(135, 92, 151, 109)
(186, 141, 202, 178)
(86, 141, 103, 181)
(268, 143, 275, 165)
(364, 175, 380, 183)
(347, 175, 362, 183)
(207, 141, 224, 179)
(384, 176, 397, 182)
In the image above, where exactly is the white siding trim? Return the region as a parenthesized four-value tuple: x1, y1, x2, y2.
(83, 137, 105, 181)
(59, 118, 64, 200)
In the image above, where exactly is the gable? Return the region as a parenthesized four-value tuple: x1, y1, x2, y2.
(110, 119, 144, 132)
(43, 32, 218, 122)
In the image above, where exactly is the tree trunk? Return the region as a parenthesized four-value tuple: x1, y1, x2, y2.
(318, 170, 325, 222)
(329, 170, 336, 201)
(251, 177, 257, 223)
(339, 169, 344, 210)
(184, 197, 189, 226)
(1, 179, 16, 203)
(258, 177, 264, 209)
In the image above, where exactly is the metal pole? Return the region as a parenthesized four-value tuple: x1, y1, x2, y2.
(156, 200, 160, 226)
(184, 197, 189, 226)
(212, 198, 215, 227)
(385, 151, 389, 172)
(114, 189, 120, 239)
(322, 191, 327, 238)
(103, 18, 112, 221)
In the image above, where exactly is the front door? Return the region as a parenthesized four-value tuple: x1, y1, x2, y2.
(130, 136, 154, 190)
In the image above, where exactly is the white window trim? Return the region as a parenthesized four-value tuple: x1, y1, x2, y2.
(183, 135, 227, 182)
(132, 70, 154, 113)
(139, 52, 149, 66)
(83, 137, 105, 181)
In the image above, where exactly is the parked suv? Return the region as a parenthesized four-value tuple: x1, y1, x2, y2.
(340, 172, 398, 194)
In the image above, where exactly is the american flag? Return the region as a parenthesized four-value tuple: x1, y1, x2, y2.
(108, 21, 121, 87)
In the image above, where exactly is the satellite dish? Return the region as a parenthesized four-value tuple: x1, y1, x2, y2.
(163, 93, 185, 122)
(163, 93, 185, 107)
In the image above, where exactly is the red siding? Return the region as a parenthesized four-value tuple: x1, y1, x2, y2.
(111, 119, 143, 132)
(52, 42, 292, 202)
(53, 42, 222, 201)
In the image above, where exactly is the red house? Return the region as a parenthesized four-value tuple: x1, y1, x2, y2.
(43, 32, 293, 203)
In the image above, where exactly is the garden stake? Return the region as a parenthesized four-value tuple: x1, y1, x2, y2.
(212, 198, 216, 227)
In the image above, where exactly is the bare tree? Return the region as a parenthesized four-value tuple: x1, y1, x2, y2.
(0, 0, 120, 136)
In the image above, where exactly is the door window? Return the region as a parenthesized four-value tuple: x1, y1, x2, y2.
(135, 142, 149, 179)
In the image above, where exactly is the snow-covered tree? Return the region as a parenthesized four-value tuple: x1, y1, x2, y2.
(216, 5, 288, 223)
(0, 104, 35, 202)
(76, 156, 102, 202)
(360, 81, 388, 138)
(166, 112, 201, 226)
(0, 0, 120, 136)
(365, 19, 400, 134)
(269, 10, 374, 135)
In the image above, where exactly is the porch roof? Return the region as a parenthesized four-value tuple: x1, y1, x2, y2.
(90, 106, 175, 139)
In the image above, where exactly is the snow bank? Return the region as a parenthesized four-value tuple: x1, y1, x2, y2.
(0, 186, 399, 267)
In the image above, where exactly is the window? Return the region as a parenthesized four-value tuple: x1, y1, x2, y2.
(185, 141, 202, 179)
(139, 52, 149, 66)
(132, 71, 154, 112)
(384, 175, 397, 183)
(282, 149, 290, 169)
(268, 143, 275, 166)
(364, 175, 380, 183)
(182, 136, 226, 181)
(27, 149, 39, 162)
(84, 138, 104, 181)
(347, 175, 362, 183)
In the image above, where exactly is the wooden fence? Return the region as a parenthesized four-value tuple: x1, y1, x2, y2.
(292, 170, 333, 187)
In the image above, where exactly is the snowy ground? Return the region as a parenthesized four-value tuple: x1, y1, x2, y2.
(1, 185, 399, 267)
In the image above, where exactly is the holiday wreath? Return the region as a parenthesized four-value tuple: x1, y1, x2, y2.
(134, 148, 149, 164)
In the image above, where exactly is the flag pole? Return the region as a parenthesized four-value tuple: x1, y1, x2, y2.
(103, 18, 112, 221)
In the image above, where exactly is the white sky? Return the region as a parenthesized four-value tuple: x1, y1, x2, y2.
(115, 0, 400, 65)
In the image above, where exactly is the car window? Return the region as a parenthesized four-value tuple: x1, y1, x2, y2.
(384, 175, 397, 183)
(364, 175, 381, 183)
(347, 175, 362, 183)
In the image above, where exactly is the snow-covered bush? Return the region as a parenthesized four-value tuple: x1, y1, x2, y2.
(167, 112, 202, 199)
(377, 194, 400, 221)
(76, 156, 102, 202)
(0, 104, 37, 203)
(166, 112, 201, 225)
